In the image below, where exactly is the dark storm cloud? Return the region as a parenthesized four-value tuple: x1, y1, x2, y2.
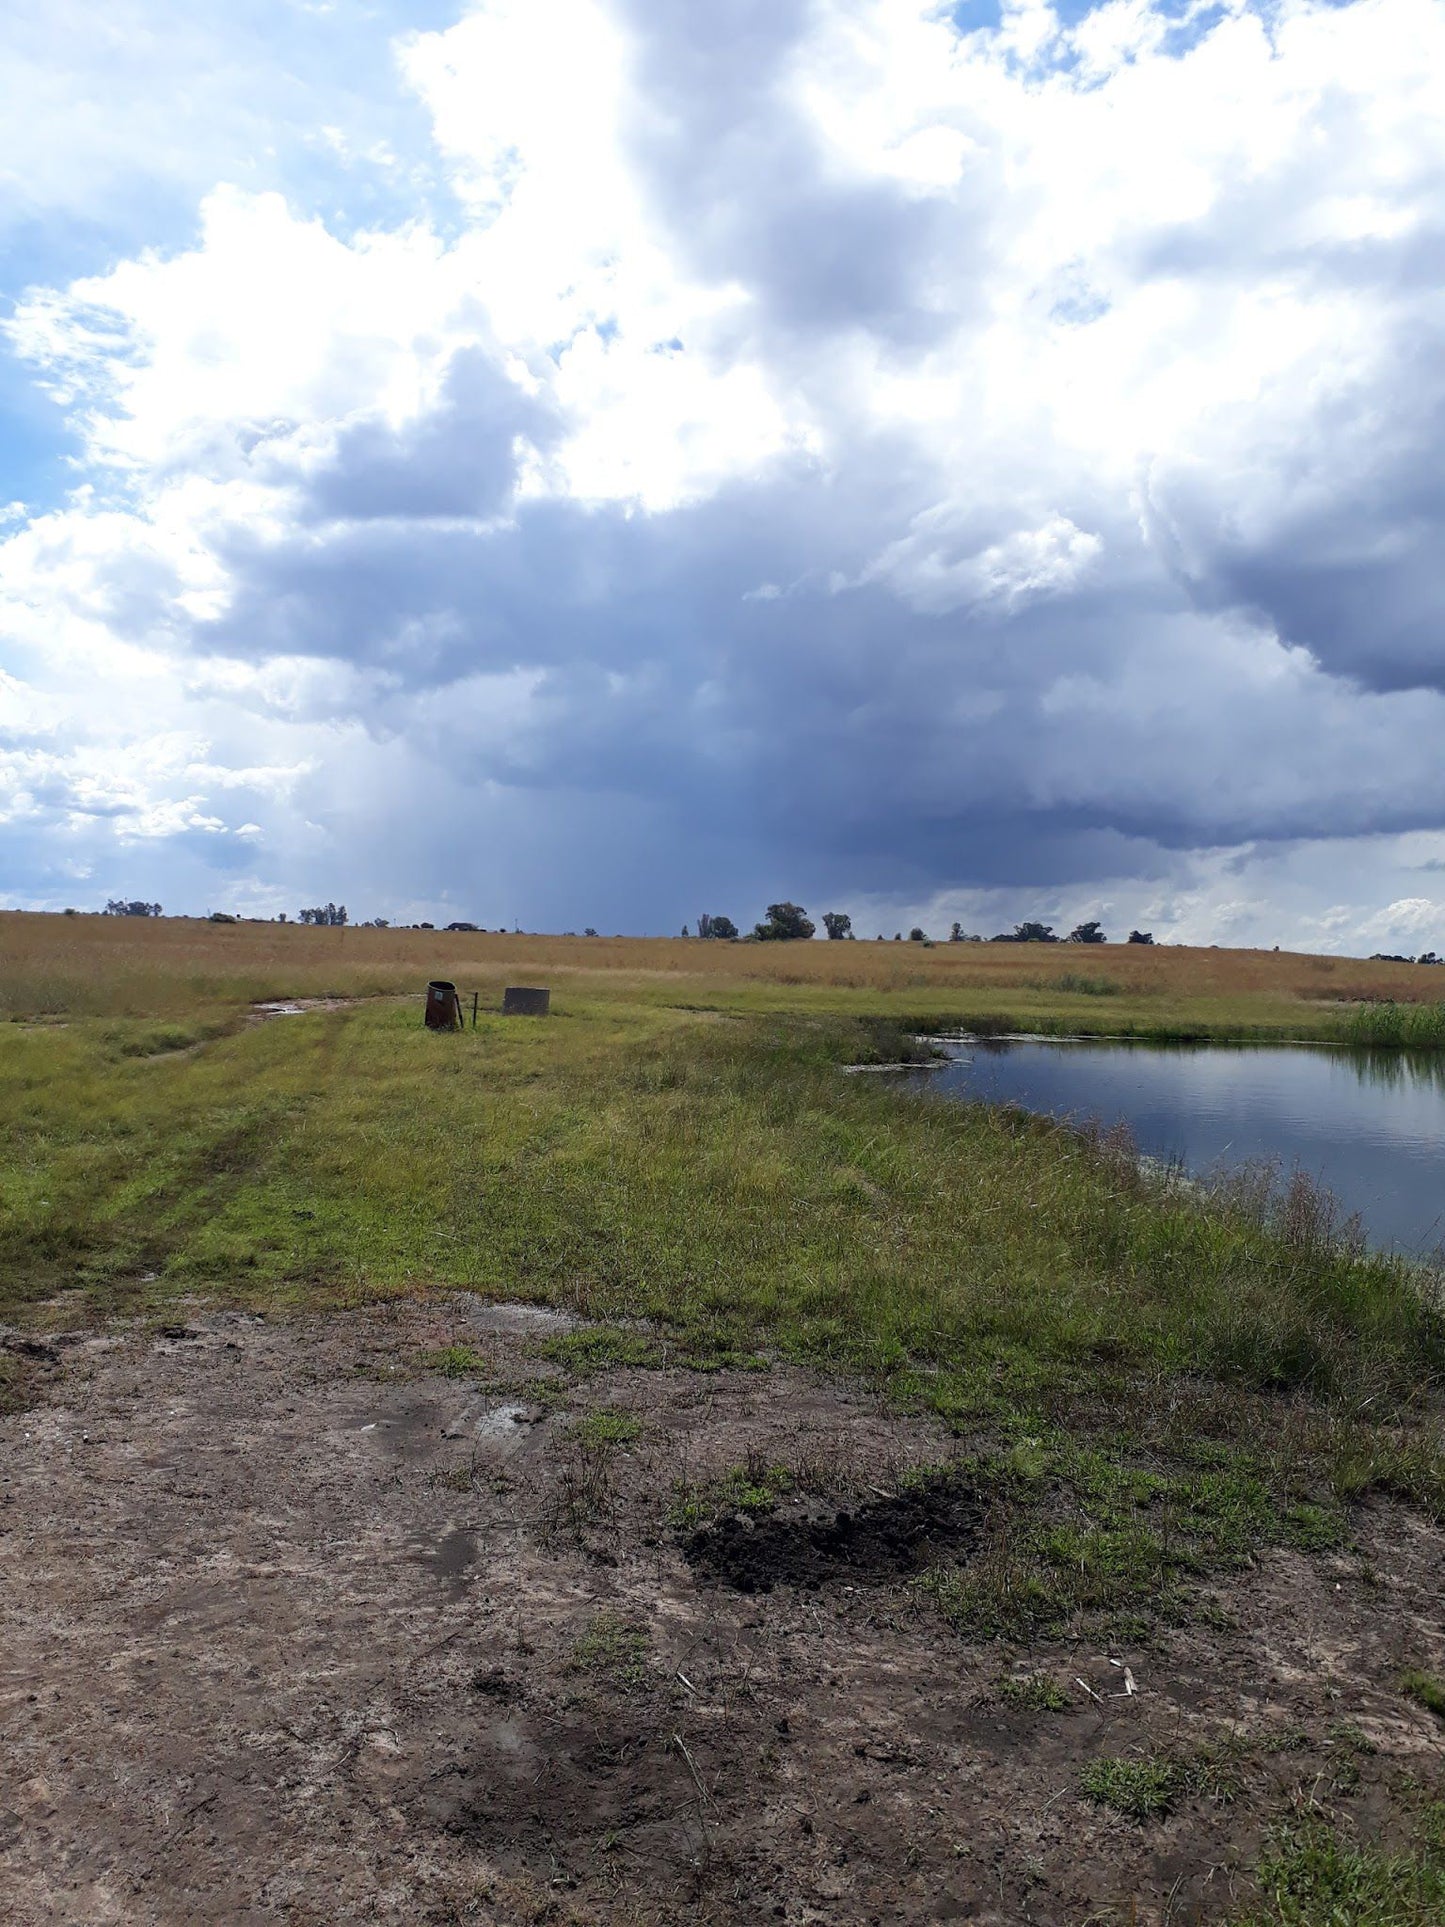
(1149, 317, 1445, 696)
(305, 345, 555, 524)
(614, 0, 973, 350)
(179, 359, 1445, 907)
(8, 0, 1445, 938)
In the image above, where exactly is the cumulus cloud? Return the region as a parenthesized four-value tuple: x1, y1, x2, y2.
(1, 0, 1444, 947)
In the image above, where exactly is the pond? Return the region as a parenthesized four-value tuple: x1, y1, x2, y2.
(919, 1039, 1445, 1262)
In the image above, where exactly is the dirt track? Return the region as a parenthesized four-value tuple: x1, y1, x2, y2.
(3, 1299, 1444, 1925)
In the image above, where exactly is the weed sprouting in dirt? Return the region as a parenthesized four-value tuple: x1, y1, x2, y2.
(1080, 1757, 1179, 1821)
(668, 1451, 795, 1529)
(422, 1342, 490, 1378)
(996, 1675, 1070, 1713)
(1078, 1744, 1249, 1824)
(541, 1438, 621, 1540)
(570, 1407, 643, 1447)
(541, 1328, 662, 1375)
(1401, 1670, 1445, 1720)
(567, 1610, 650, 1692)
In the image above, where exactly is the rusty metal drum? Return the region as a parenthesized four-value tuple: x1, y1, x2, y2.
(502, 986, 550, 1016)
(425, 980, 463, 1030)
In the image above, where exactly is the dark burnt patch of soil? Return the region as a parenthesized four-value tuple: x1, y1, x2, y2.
(683, 1474, 981, 1592)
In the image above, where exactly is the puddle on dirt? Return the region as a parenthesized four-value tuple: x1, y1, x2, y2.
(357, 1403, 446, 1460)
(249, 998, 356, 1021)
(473, 1402, 534, 1440)
(452, 1297, 576, 1335)
(413, 1527, 478, 1596)
(684, 1478, 981, 1593)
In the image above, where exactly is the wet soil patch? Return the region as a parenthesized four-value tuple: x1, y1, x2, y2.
(683, 1474, 981, 1592)
(412, 1525, 478, 1596)
(435, 1707, 714, 1886)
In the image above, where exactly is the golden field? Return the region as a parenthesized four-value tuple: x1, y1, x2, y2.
(2, 909, 1442, 1035)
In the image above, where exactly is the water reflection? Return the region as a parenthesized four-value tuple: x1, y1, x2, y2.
(1348, 1047, 1445, 1096)
(922, 1038, 1445, 1260)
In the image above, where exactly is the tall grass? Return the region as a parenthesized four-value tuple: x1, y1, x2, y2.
(1336, 1001, 1445, 1049)
(5, 911, 1445, 1043)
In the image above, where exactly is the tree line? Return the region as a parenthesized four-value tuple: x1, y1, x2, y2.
(94, 898, 1156, 944)
(683, 907, 1154, 945)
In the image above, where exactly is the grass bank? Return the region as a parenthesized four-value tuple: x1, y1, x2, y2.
(2, 999, 1438, 1408)
(6, 987, 1443, 1492)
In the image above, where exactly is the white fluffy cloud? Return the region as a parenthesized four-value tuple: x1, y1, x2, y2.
(2, 0, 1444, 944)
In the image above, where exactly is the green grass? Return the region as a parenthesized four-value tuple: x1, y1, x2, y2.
(5, 1001, 1436, 1413)
(996, 1674, 1070, 1712)
(1235, 1808, 1445, 1925)
(1400, 1671, 1445, 1720)
(1035, 973, 1123, 998)
(570, 1407, 644, 1447)
(567, 1610, 650, 1691)
(422, 1342, 490, 1378)
(1338, 1002, 1445, 1050)
(1080, 1744, 1250, 1824)
(1080, 1757, 1179, 1821)
(540, 1327, 663, 1374)
(918, 1426, 1350, 1641)
(3, 994, 1444, 1625)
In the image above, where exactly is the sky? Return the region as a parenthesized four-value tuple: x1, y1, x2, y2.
(2, 0, 1444, 949)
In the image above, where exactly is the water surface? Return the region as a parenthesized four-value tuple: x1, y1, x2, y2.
(925, 1039, 1445, 1261)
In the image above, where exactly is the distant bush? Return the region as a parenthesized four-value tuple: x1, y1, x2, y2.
(753, 902, 815, 941)
(1128, 930, 1154, 945)
(993, 922, 1057, 943)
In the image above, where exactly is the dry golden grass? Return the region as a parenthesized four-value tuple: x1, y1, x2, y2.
(1, 910, 1440, 1033)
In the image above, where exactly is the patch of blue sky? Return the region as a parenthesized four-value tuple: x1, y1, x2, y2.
(947, 0, 1268, 53)
(0, 349, 79, 520)
(0, 0, 465, 517)
(948, 0, 1004, 30)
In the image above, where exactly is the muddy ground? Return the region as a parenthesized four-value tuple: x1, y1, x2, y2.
(2, 1299, 1443, 1926)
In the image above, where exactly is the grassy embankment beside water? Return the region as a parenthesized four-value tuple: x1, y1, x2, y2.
(0, 919, 1441, 1492)
(6, 913, 1445, 1906)
(4, 911, 1444, 1450)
